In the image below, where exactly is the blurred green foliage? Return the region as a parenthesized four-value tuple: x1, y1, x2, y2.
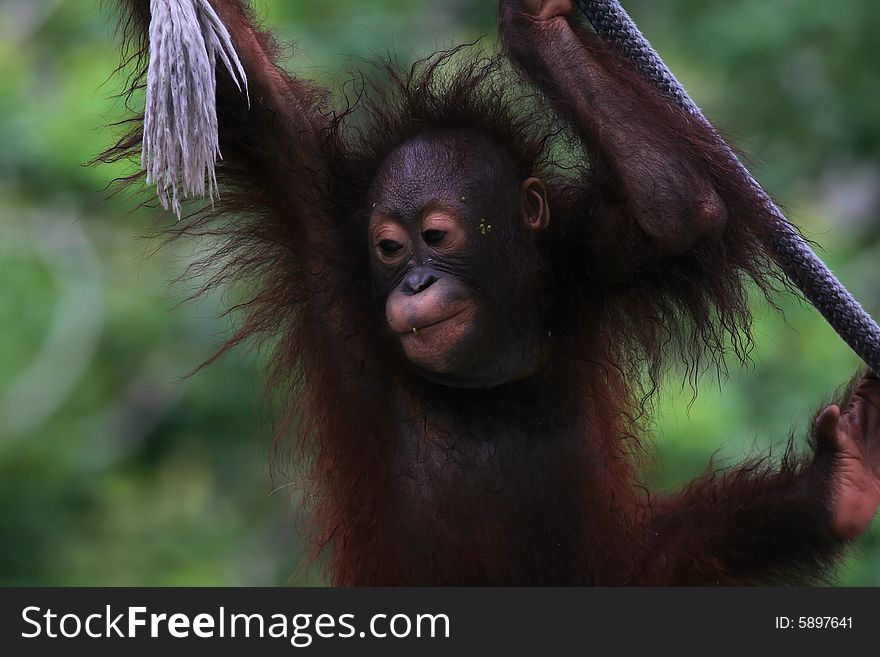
(0, 0, 878, 586)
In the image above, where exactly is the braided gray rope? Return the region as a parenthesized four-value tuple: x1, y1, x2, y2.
(576, 0, 880, 374)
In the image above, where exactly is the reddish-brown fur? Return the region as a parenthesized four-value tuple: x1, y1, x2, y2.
(99, 1, 853, 584)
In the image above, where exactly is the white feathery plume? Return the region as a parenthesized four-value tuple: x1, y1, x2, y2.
(141, 0, 248, 219)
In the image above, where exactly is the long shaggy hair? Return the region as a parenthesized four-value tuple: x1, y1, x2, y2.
(97, 2, 835, 585)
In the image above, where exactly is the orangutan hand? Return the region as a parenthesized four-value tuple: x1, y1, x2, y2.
(815, 370, 880, 539)
(502, 0, 573, 22)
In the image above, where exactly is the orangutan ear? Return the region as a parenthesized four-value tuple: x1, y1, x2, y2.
(521, 177, 550, 233)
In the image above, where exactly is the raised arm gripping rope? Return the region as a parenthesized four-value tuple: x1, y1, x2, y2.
(576, 0, 880, 374)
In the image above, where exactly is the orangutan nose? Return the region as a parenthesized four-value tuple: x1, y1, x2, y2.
(403, 270, 439, 295)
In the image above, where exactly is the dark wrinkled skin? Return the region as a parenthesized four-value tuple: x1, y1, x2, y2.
(369, 132, 552, 387)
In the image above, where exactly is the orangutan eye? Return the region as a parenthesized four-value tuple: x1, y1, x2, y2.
(378, 239, 404, 255)
(423, 230, 447, 245)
